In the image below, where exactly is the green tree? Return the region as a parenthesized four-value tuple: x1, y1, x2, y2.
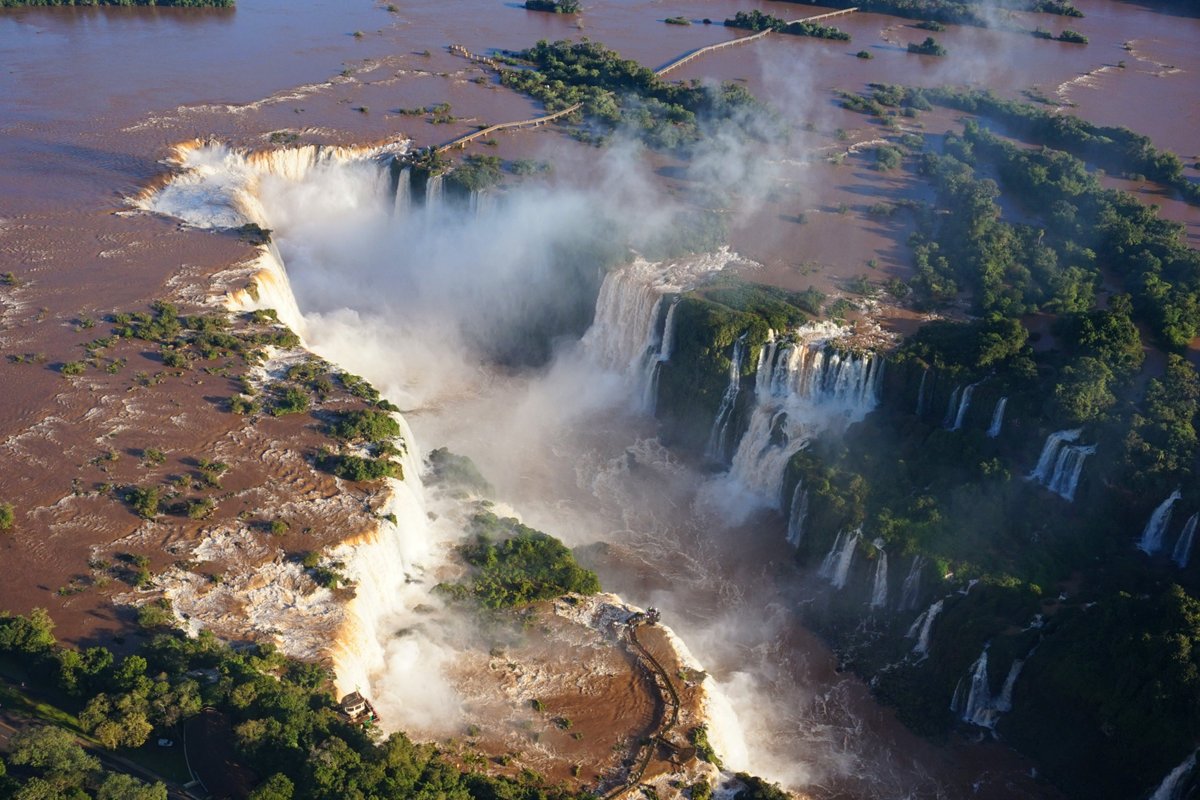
(249, 773, 295, 800)
(1052, 357, 1116, 423)
(95, 773, 168, 800)
(6, 726, 98, 789)
(0, 608, 57, 655)
(1124, 354, 1200, 484)
(80, 693, 153, 750)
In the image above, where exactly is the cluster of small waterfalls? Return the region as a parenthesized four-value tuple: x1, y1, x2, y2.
(723, 326, 883, 506)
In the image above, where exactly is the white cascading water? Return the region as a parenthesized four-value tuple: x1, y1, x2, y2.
(1028, 428, 1094, 500)
(786, 480, 809, 547)
(869, 543, 889, 609)
(424, 173, 444, 213)
(725, 324, 881, 506)
(1028, 428, 1082, 483)
(583, 254, 732, 414)
(949, 381, 979, 431)
(819, 528, 860, 590)
(987, 396, 1007, 439)
(659, 299, 680, 362)
(1173, 513, 1197, 569)
(897, 555, 924, 611)
(906, 598, 943, 657)
(1139, 489, 1184, 555)
(915, 369, 928, 416)
(643, 299, 681, 414)
(134, 140, 484, 721)
(393, 165, 412, 217)
(941, 386, 961, 428)
(951, 647, 1024, 729)
(1045, 441, 1096, 502)
(705, 337, 747, 462)
(1148, 749, 1199, 800)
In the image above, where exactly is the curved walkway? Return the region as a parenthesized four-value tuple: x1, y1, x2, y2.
(601, 620, 684, 800)
(436, 8, 857, 154)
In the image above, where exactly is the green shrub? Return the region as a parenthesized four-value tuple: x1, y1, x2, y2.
(689, 725, 722, 768)
(270, 387, 310, 416)
(327, 409, 400, 444)
(316, 453, 401, 482)
(124, 487, 160, 519)
(61, 361, 86, 376)
(0, 503, 13, 531)
(186, 498, 216, 520)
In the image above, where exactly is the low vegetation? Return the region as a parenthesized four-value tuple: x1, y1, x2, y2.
(907, 36, 947, 55)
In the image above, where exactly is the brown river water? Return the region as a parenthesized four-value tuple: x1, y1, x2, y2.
(1, 0, 1198, 797)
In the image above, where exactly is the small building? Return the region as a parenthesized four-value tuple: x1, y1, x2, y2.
(340, 692, 377, 725)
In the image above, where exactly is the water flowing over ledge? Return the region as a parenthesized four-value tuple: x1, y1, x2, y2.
(133, 138, 752, 775)
(727, 323, 883, 508)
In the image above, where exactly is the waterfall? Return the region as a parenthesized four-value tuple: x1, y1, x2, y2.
(916, 369, 928, 416)
(659, 299, 680, 363)
(1028, 429, 1082, 484)
(1173, 513, 1197, 569)
(705, 338, 747, 463)
(1045, 442, 1096, 502)
(1028, 428, 1096, 501)
(897, 555, 925, 611)
(644, 299, 680, 414)
(906, 598, 943, 656)
(952, 646, 1024, 729)
(992, 658, 1025, 714)
(949, 382, 979, 431)
(726, 324, 882, 504)
(132, 142, 468, 712)
(393, 166, 412, 218)
(583, 254, 735, 416)
(424, 174, 444, 212)
(1148, 750, 1198, 800)
(1138, 489, 1183, 555)
(785, 480, 809, 547)
(869, 544, 889, 609)
(987, 397, 1007, 438)
(819, 528, 860, 590)
(941, 386, 961, 428)
(954, 648, 993, 726)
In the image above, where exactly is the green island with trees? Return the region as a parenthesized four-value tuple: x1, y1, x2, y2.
(436, 511, 601, 609)
(907, 35, 947, 55)
(522, 0, 579, 13)
(724, 9, 851, 40)
(498, 39, 772, 151)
